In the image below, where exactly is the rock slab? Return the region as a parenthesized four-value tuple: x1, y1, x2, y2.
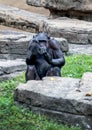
(43, 17, 92, 44)
(14, 72, 92, 130)
(0, 30, 34, 59)
(27, 0, 92, 21)
(0, 59, 26, 81)
(0, 5, 92, 45)
(0, 4, 47, 32)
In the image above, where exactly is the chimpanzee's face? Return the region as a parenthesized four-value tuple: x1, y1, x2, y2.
(39, 41, 49, 48)
(37, 41, 49, 54)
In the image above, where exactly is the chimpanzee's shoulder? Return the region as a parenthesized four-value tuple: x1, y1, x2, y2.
(49, 38, 60, 50)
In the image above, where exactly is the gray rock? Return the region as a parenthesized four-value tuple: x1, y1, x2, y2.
(0, 30, 34, 59)
(68, 44, 92, 55)
(27, 0, 92, 21)
(0, 71, 24, 81)
(55, 37, 69, 53)
(43, 17, 92, 44)
(0, 4, 48, 33)
(14, 72, 92, 130)
(27, 0, 92, 11)
(0, 59, 26, 81)
(0, 5, 92, 46)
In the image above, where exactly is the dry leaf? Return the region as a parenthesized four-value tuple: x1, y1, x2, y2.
(85, 92, 91, 96)
(50, 77, 54, 81)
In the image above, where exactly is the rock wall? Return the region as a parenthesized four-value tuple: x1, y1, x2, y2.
(27, 0, 92, 21)
(14, 72, 92, 130)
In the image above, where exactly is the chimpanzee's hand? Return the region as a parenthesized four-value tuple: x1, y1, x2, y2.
(43, 51, 52, 63)
(37, 46, 47, 54)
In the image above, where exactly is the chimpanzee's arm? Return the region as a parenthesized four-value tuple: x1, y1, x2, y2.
(44, 50, 65, 67)
(44, 39, 65, 67)
(51, 50, 65, 67)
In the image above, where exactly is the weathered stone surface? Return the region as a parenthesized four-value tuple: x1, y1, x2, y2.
(14, 72, 92, 130)
(55, 37, 69, 53)
(27, 0, 92, 21)
(0, 30, 34, 59)
(69, 44, 92, 55)
(0, 4, 47, 32)
(0, 5, 92, 45)
(0, 71, 24, 81)
(0, 30, 69, 59)
(0, 59, 26, 81)
(43, 17, 92, 44)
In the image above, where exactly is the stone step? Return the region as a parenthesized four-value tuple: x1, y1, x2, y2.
(0, 59, 26, 81)
(0, 5, 92, 45)
(43, 17, 92, 44)
(0, 30, 69, 60)
(27, 0, 92, 21)
(14, 72, 92, 130)
(0, 30, 34, 59)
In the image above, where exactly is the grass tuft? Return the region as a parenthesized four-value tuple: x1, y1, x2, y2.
(62, 54, 92, 78)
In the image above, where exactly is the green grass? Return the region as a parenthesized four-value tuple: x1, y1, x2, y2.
(62, 54, 92, 78)
(1, 54, 92, 130)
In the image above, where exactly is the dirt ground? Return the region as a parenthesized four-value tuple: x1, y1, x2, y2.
(0, 0, 49, 30)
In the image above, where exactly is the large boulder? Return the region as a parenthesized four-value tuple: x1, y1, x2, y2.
(27, 0, 92, 21)
(14, 72, 92, 130)
(43, 17, 92, 44)
(0, 30, 34, 59)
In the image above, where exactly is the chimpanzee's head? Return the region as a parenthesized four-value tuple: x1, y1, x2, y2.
(32, 32, 50, 54)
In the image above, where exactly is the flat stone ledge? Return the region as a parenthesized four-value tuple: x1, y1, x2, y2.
(43, 17, 92, 44)
(0, 59, 26, 81)
(68, 44, 92, 55)
(14, 72, 92, 130)
(0, 4, 92, 45)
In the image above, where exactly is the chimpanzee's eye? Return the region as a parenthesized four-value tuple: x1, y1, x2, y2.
(39, 40, 47, 43)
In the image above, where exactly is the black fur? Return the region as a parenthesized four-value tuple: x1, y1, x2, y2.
(25, 32, 65, 81)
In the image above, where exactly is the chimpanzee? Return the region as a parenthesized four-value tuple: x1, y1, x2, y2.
(25, 32, 65, 81)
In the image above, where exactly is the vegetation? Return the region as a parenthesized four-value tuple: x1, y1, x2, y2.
(62, 54, 92, 78)
(1, 54, 92, 130)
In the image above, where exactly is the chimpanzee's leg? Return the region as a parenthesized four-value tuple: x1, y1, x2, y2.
(25, 65, 40, 81)
(46, 67, 61, 77)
